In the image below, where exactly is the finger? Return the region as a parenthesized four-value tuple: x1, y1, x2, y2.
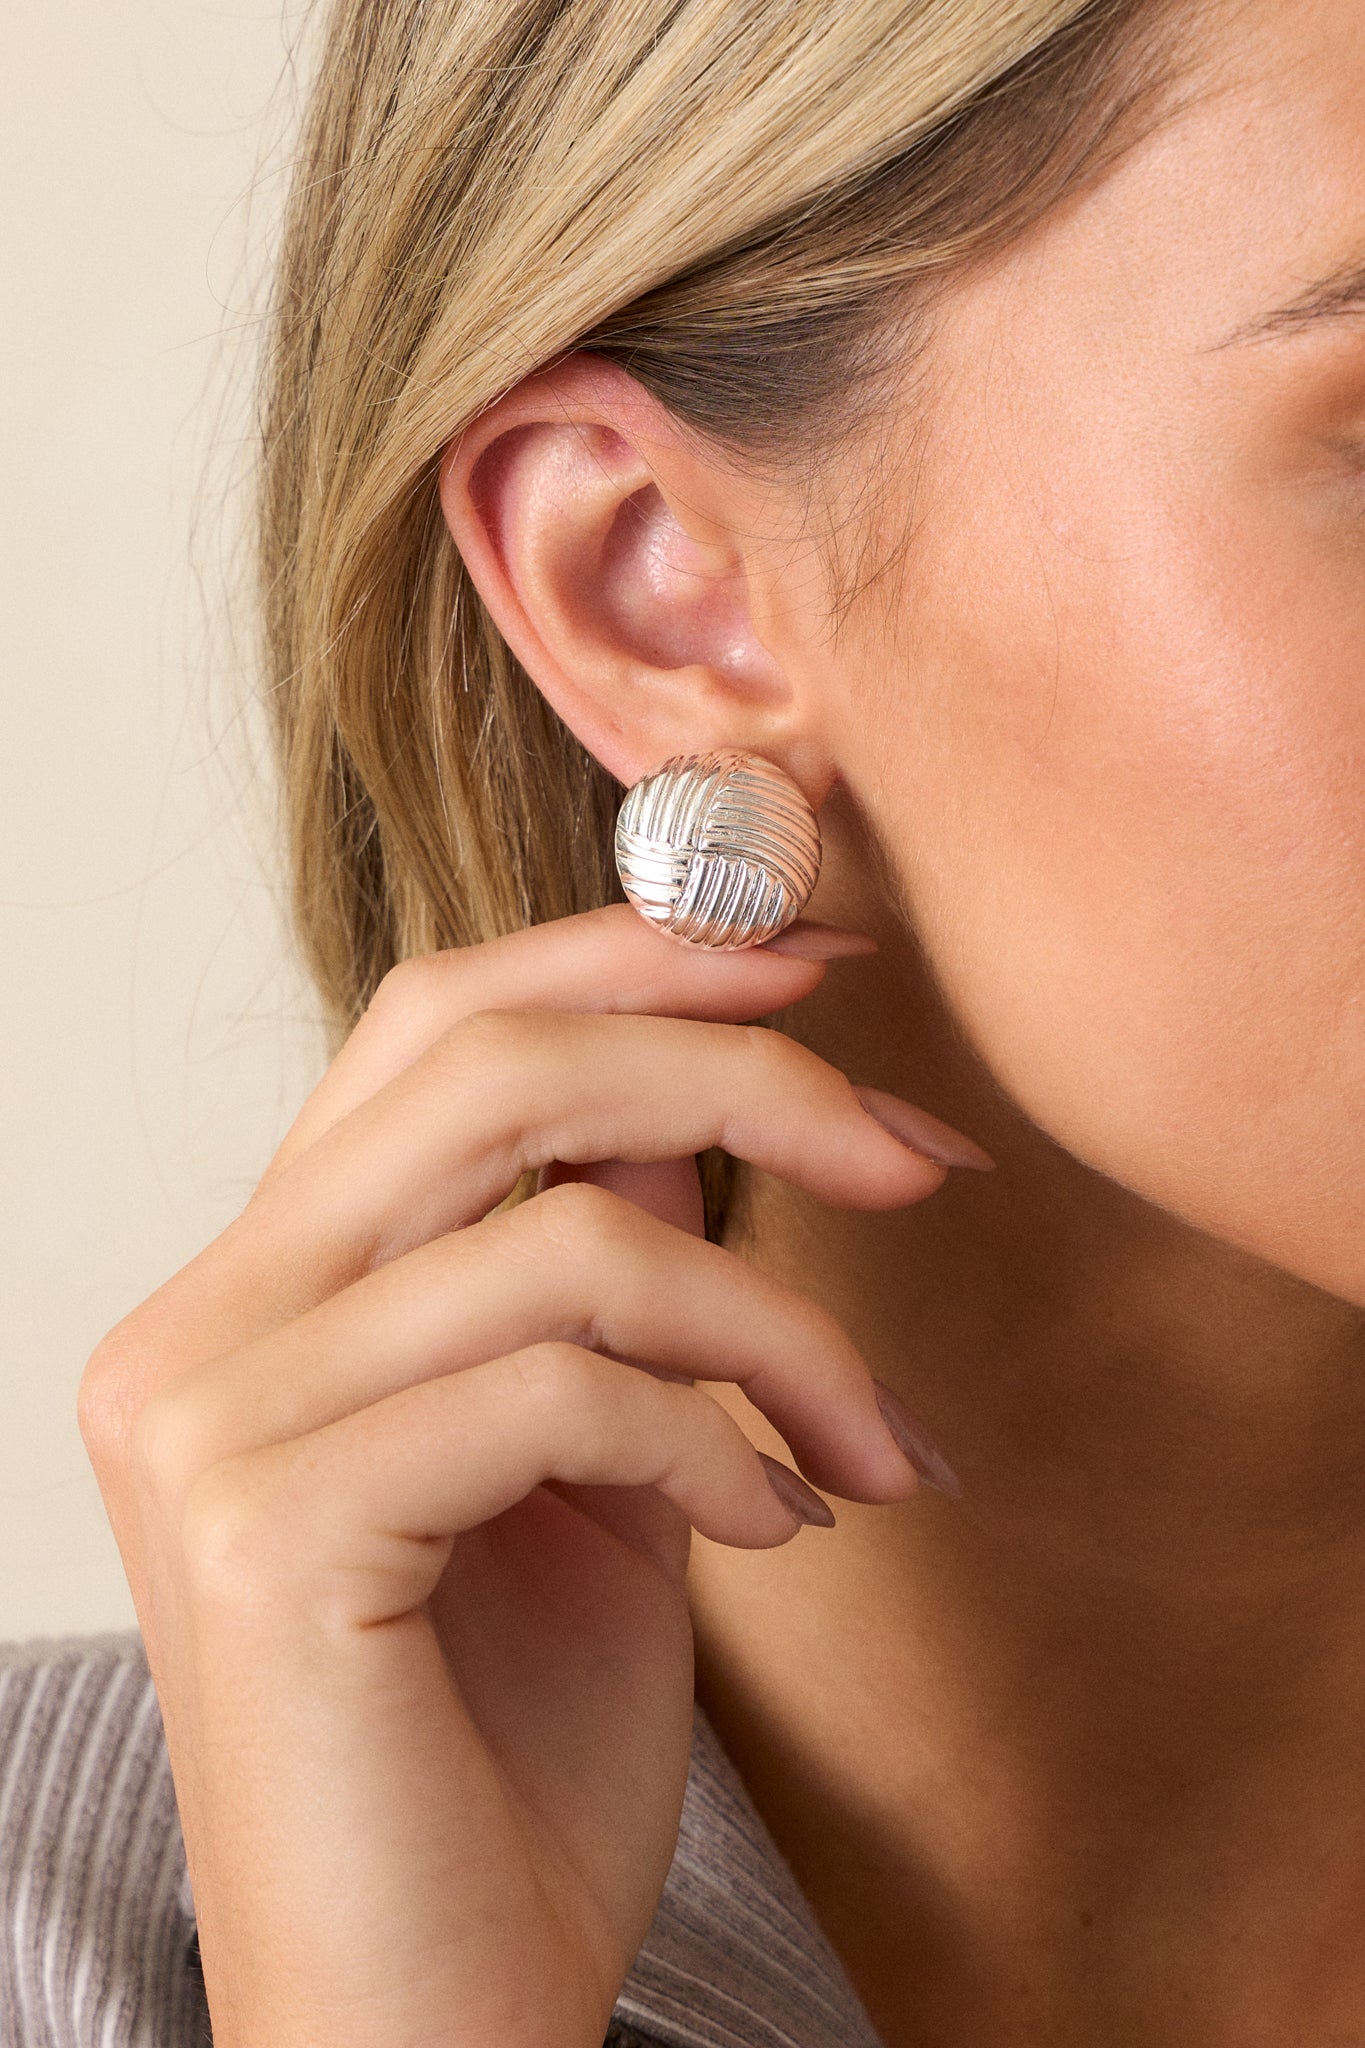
(90, 1012, 980, 1434)
(134, 1182, 920, 1507)
(180, 1345, 834, 1630)
(535, 1156, 706, 1241)
(247, 1008, 957, 1301)
(268, 904, 876, 1177)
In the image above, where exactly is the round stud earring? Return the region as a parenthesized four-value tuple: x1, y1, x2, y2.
(614, 749, 822, 949)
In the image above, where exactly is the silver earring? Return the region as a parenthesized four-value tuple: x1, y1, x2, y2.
(614, 749, 822, 949)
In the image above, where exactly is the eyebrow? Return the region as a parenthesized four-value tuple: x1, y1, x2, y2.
(1214, 254, 1365, 348)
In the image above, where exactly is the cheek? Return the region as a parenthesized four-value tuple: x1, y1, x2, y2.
(846, 455, 1365, 1303)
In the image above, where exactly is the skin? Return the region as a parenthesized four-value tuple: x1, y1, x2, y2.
(78, 0, 1365, 2042)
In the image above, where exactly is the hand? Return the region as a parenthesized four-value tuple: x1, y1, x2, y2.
(78, 904, 972, 2048)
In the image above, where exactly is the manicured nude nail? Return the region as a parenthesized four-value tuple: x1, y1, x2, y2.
(872, 1381, 962, 1498)
(758, 1452, 837, 1527)
(853, 1084, 996, 1171)
(757, 922, 879, 960)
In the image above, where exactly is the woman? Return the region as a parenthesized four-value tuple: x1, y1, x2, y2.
(6, 0, 1365, 2039)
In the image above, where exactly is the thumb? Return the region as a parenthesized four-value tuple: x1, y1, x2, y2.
(535, 1155, 707, 1239)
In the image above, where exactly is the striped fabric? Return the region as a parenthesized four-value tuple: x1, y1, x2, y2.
(617, 1708, 883, 2048)
(0, 1635, 207, 2047)
(0, 1631, 882, 2048)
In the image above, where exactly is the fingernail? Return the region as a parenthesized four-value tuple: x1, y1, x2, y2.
(758, 922, 879, 961)
(758, 1452, 837, 1527)
(872, 1381, 962, 1497)
(854, 1084, 996, 1171)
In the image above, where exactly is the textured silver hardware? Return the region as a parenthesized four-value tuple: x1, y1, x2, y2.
(614, 750, 822, 949)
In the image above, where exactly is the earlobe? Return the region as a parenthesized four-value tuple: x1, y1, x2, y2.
(435, 356, 834, 798)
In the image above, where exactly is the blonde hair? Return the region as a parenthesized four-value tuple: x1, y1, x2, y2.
(258, 0, 1176, 1237)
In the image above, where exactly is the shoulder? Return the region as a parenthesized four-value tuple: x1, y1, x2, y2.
(0, 1629, 208, 2047)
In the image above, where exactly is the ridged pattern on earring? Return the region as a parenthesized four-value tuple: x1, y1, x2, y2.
(614, 749, 822, 949)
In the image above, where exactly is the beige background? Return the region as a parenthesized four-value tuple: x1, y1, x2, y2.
(2, 5, 325, 1640)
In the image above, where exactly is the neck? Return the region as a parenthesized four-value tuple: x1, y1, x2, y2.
(687, 934, 1365, 2048)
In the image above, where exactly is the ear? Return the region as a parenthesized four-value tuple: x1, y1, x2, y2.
(437, 354, 837, 801)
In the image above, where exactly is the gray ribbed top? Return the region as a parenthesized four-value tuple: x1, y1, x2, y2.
(0, 1631, 883, 2048)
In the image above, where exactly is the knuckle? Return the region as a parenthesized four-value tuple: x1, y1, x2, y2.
(511, 1339, 602, 1414)
(76, 1353, 129, 1469)
(78, 1317, 163, 1470)
(802, 1294, 861, 1368)
(736, 1020, 797, 1082)
(532, 1175, 633, 1252)
(358, 953, 470, 1070)
(178, 1458, 284, 1607)
(427, 999, 573, 1114)
(423, 1004, 546, 1095)
(127, 1385, 211, 1506)
(451, 1003, 547, 1062)
(367, 952, 446, 1027)
(738, 1022, 846, 1109)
